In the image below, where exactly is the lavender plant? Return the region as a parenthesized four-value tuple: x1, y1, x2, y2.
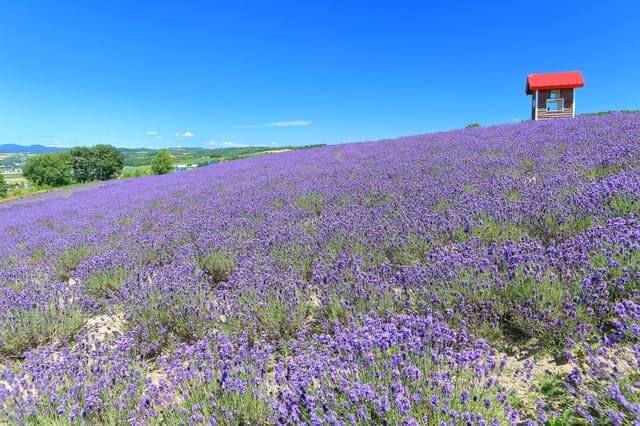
(1, 112, 640, 424)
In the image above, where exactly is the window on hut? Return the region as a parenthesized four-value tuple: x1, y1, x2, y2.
(546, 90, 564, 112)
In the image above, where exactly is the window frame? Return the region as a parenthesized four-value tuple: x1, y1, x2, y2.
(546, 90, 564, 112)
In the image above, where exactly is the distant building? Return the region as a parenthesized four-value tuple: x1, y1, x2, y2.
(174, 164, 197, 172)
(526, 71, 584, 120)
(1, 168, 22, 175)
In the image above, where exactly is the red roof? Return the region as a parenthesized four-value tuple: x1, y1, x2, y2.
(526, 71, 584, 94)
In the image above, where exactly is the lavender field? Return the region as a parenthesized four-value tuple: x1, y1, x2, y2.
(1, 112, 639, 425)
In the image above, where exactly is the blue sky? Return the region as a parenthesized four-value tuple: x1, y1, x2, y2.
(1, 1, 639, 149)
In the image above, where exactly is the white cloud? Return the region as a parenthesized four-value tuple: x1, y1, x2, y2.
(145, 130, 158, 136)
(173, 131, 195, 138)
(236, 120, 311, 129)
(208, 140, 244, 147)
(269, 120, 311, 127)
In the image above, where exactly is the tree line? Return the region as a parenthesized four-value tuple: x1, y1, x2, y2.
(17, 146, 175, 190)
(0, 174, 7, 198)
(22, 145, 125, 187)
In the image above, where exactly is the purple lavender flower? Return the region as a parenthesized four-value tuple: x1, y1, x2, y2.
(0, 112, 639, 423)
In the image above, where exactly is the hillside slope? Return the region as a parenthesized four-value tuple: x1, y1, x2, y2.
(1, 113, 640, 424)
(0, 144, 63, 153)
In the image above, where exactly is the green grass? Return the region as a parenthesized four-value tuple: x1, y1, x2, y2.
(608, 193, 640, 216)
(471, 217, 527, 244)
(491, 269, 582, 353)
(114, 216, 134, 226)
(254, 294, 312, 342)
(54, 246, 93, 281)
(131, 288, 218, 357)
(0, 304, 88, 357)
(528, 213, 595, 243)
(85, 267, 128, 299)
(537, 374, 576, 421)
(506, 188, 522, 201)
(384, 233, 430, 266)
(362, 191, 394, 208)
(522, 157, 536, 174)
(1, 180, 115, 204)
(0, 185, 52, 203)
(270, 242, 313, 279)
(272, 198, 284, 209)
(590, 248, 640, 303)
(325, 233, 346, 261)
(4, 174, 26, 185)
(433, 199, 449, 213)
(120, 165, 153, 178)
(141, 247, 174, 266)
(295, 192, 324, 215)
(196, 249, 236, 285)
(583, 164, 621, 180)
(30, 246, 47, 264)
(427, 265, 583, 354)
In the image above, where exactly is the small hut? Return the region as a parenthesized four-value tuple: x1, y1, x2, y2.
(526, 71, 584, 120)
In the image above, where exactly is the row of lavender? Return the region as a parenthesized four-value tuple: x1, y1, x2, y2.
(1, 112, 639, 424)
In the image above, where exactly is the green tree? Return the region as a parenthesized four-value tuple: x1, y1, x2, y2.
(151, 150, 173, 175)
(0, 174, 7, 198)
(69, 146, 96, 183)
(23, 153, 73, 187)
(92, 145, 124, 181)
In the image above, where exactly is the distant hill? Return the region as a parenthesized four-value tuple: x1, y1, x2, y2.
(0, 144, 65, 153)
